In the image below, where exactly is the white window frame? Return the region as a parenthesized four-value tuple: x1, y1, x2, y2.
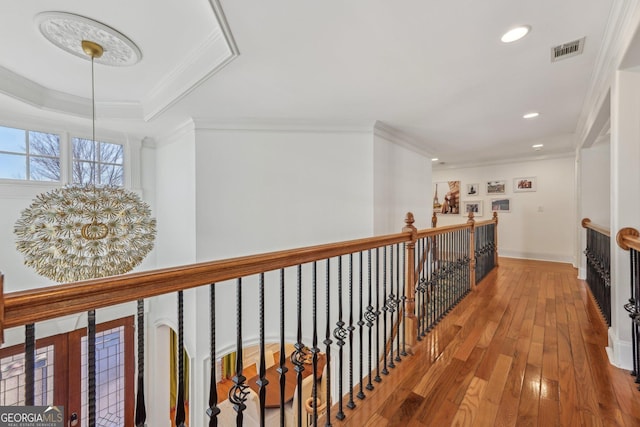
(0, 118, 141, 198)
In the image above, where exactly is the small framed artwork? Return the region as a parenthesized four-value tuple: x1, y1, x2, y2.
(433, 181, 461, 215)
(466, 183, 479, 196)
(491, 198, 511, 213)
(514, 177, 536, 192)
(486, 180, 506, 195)
(464, 200, 483, 216)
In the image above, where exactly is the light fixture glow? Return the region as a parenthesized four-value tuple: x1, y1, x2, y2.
(501, 26, 531, 43)
(431, 158, 439, 162)
(523, 112, 540, 119)
(532, 144, 544, 149)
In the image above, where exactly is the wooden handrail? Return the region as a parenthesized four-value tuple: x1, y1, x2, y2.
(582, 218, 610, 237)
(1, 215, 485, 336)
(616, 227, 640, 252)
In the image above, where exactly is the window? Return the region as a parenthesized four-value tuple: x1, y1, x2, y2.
(0, 317, 134, 427)
(73, 138, 124, 186)
(0, 125, 61, 182)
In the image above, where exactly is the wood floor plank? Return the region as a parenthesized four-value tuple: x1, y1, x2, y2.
(328, 258, 640, 427)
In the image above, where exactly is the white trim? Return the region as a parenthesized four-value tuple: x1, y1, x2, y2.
(499, 251, 575, 264)
(578, 267, 587, 280)
(432, 151, 576, 171)
(191, 118, 375, 134)
(373, 121, 433, 157)
(143, 15, 239, 121)
(607, 328, 634, 369)
(576, 0, 640, 148)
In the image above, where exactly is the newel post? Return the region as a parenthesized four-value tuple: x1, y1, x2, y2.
(467, 213, 477, 290)
(431, 212, 438, 228)
(403, 212, 418, 351)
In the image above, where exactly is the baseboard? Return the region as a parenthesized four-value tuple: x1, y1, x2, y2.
(499, 250, 574, 264)
(578, 267, 586, 280)
(607, 329, 634, 371)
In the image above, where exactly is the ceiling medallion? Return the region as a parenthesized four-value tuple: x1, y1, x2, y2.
(36, 11, 142, 66)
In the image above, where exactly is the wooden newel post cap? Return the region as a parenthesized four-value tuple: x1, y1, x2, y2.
(403, 212, 417, 240)
(467, 211, 475, 226)
(432, 212, 438, 228)
(581, 218, 591, 228)
(493, 211, 498, 223)
(405, 212, 415, 227)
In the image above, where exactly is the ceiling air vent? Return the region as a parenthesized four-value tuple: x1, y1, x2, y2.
(550, 37, 585, 62)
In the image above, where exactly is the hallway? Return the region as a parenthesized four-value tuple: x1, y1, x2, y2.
(330, 258, 640, 426)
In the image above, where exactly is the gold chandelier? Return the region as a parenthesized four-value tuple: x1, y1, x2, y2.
(15, 31, 155, 283)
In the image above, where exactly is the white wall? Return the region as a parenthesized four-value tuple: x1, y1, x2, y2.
(581, 142, 611, 226)
(373, 131, 432, 233)
(433, 156, 576, 263)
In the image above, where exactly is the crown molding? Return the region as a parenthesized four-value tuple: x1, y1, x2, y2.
(0, 65, 90, 118)
(576, 0, 640, 148)
(142, 25, 239, 121)
(0, 0, 238, 123)
(373, 121, 433, 157)
(432, 150, 575, 171)
(191, 118, 375, 134)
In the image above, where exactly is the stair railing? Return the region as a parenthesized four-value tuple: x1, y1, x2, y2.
(582, 218, 611, 326)
(0, 211, 498, 426)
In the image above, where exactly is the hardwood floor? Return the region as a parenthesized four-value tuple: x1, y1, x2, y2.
(329, 258, 640, 427)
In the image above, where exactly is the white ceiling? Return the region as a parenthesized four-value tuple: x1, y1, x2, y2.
(0, 0, 621, 168)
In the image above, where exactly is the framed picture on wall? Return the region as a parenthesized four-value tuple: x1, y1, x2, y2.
(514, 177, 536, 192)
(466, 183, 480, 196)
(486, 180, 506, 194)
(491, 198, 511, 213)
(433, 181, 461, 214)
(464, 200, 483, 217)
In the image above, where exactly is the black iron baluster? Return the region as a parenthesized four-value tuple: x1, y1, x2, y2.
(324, 258, 333, 426)
(258, 273, 268, 426)
(366, 249, 375, 391)
(381, 246, 389, 376)
(357, 252, 366, 399)
(176, 293, 186, 427)
(388, 245, 396, 369)
(88, 310, 96, 427)
(278, 269, 287, 426)
(396, 243, 402, 361)
(630, 249, 638, 378)
(312, 262, 319, 423)
(401, 243, 407, 357)
(25, 323, 35, 406)
(207, 285, 220, 427)
(334, 257, 346, 420)
(347, 254, 356, 409)
(135, 300, 147, 427)
(292, 265, 305, 424)
(374, 248, 382, 383)
(229, 280, 248, 427)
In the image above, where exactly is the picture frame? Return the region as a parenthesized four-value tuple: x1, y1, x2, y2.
(486, 180, 506, 194)
(466, 183, 480, 196)
(513, 177, 536, 192)
(491, 198, 511, 213)
(433, 181, 461, 215)
(463, 200, 483, 217)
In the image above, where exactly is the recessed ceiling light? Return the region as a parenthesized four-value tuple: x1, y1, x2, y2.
(532, 144, 544, 150)
(431, 158, 439, 162)
(523, 112, 540, 119)
(501, 26, 531, 43)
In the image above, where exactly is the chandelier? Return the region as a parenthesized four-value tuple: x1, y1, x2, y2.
(15, 185, 156, 282)
(15, 14, 154, 283)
